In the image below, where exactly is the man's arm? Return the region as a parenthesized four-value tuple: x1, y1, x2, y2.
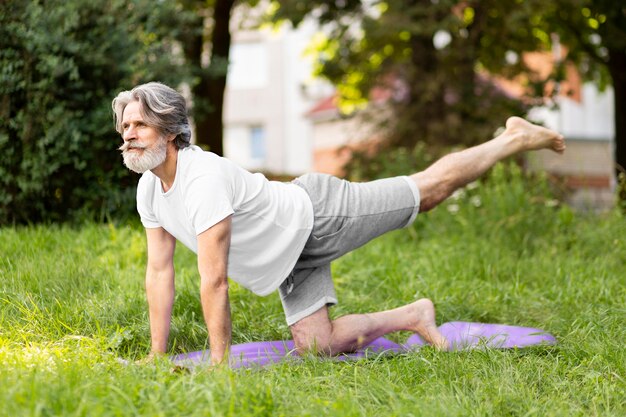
(145, 227, 176, 355)
(197, 216, 232, 365)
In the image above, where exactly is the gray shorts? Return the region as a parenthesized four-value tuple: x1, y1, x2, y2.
(279, 173, 421, 325)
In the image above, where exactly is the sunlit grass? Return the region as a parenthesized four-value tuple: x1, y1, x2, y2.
(1, 164, 624, 416)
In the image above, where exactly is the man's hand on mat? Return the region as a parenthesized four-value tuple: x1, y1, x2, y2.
(135, 353, 192, 374)
(207, 356, 231, 370)
(135, 351, 165, 365)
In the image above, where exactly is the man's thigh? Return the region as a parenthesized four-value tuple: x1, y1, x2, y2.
(294, 173, 420, 267)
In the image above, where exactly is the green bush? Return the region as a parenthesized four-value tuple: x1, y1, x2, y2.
(417, 162, 568, 251)
(0, 0, 185, 224)
(344, 141, 438, 182)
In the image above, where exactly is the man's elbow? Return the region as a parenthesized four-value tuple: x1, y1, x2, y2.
(146, 262, 174, 280)
(200, 275, 229, 294)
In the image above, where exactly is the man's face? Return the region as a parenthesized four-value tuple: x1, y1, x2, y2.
(119, 100, 168, 174)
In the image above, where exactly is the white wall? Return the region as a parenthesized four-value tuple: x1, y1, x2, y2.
(223, 21, 323, 175)
(526, 83, 615, 205)
(528, 84, 614, 141)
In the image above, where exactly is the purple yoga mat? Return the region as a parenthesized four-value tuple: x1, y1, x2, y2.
(171, 337, 403, 368)
(405, 321, 557, 350)
(171, 322, 556, 369)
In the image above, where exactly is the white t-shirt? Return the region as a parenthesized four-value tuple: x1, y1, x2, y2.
(136, 145, 314, 296)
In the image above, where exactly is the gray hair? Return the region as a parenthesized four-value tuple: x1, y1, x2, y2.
(112, 82, 191, 149)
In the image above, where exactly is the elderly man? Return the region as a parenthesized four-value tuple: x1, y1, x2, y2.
(112, 82, 565, 364)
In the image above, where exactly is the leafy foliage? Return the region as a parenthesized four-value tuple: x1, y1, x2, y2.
(0, 0, 186, 224)
(274, 0, 626, 201)
(530, 0, 626, 202)
(273, 1, 536, 182)
(273, 1, 534, 150)
(174, 0, 262, 156)
(344, 141, 437, 182)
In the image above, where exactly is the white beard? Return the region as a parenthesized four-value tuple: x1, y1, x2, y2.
(120, 138, 167, 174)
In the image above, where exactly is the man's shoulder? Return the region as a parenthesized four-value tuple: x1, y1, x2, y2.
(179, 145, 237, 179)
(137, 170, 157, 189)
(180, 145, 219, 167)
(136, 172, 158, 203)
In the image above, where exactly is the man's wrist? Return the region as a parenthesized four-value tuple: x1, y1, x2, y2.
(210, 352, 228, 366)
(150, 345, 167, 355)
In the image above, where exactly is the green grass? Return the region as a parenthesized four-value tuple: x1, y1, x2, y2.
(1, 164, 625, 416)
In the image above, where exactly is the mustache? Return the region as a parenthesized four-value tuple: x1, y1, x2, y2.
(118, 142, 147, 152)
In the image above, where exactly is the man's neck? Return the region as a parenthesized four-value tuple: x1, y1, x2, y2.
(151, 145, 179, 193)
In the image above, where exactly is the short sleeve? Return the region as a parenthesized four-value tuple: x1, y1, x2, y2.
(136, 175, 160, 229)
(184, 174, 235, 235)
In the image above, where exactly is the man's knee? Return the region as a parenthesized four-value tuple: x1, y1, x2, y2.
(290, 307, 333, 355)
(410, 172, 452, 212)
(291, 327, 332, 355)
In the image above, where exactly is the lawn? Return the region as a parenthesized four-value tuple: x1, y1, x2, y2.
(1, 164, 624, 416)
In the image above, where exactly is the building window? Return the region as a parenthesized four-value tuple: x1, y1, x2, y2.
(250, 126, 266, 160)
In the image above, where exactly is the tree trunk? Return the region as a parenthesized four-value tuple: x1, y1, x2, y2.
(608, 47, 626, 204)
(197, 0, 235, 156)
(400, 0, 446, 147)
(181, 0, 235, 156)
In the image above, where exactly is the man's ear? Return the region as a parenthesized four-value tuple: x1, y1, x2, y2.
(167, 134, 177, 143)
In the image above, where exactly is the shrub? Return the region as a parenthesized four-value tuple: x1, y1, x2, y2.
(0, 0, 185, 224)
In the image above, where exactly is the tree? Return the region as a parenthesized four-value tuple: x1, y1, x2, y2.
(272, 0, 540, 179)
(0, 0, 185, 223)
(272, 0, 546, 151)
(274, 1, 626, 201)
(177, 0, 233, 156)
(176, 0, 260, 156)
(0, 0, 267, 223)
(534, 0, 626, 203)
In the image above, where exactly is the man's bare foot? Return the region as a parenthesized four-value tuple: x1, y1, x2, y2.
(505, 116, 566, 154)
(408, 299, 448, 350)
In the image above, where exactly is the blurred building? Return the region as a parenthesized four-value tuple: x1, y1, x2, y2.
(223, 20, 332, 175)
(527, 85, 614, 210)
(511, 51, 615, 210)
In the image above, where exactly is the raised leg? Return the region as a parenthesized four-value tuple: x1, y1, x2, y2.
(413, 117, 565, 211)
(289, 118, 565, 356)
(290, 298, 447, 355)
